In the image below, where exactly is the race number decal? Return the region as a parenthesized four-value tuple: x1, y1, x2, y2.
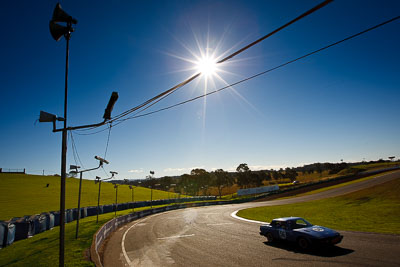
(278, 229, 286, 239)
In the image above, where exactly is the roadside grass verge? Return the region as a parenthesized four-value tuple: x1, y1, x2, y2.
(237, 177, 400, 234)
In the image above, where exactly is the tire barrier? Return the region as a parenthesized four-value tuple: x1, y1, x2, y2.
(0, 221, 15, 248)
(10, 217, 30, 241)
(87, 206, 100, 216)
(42, 213, 55, 230)
(0, 195, 216, 248)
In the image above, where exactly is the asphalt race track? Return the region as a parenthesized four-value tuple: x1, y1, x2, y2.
(102, 171, 400, 267)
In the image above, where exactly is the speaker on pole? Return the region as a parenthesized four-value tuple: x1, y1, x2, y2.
(49, 3, 77, 42)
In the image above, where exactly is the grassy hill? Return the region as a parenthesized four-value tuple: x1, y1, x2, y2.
(0, 173, 176, 220)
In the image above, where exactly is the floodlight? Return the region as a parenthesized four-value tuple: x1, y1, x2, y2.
(94, 155, 109, 164)
(70, 165, 80, 170)
(103, 92, 119, 120)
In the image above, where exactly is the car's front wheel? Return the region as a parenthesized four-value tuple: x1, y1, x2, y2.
(266, 233, 274, 243)
(297, 237, 310, 250)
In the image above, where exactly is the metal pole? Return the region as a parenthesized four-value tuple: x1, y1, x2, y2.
(96, 180, 101, 223)
(151, 187, 153, 208)
(115, 185, 118, 217)
(59, 28, 70, 267)
(75, 171, 83, 239)
(132, 187, 135, 212)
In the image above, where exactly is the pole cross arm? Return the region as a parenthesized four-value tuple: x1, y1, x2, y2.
(53, 119, 107, 132)
(51, 91, 118, 132)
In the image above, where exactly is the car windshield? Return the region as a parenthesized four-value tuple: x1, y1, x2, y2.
(292, 219, 313, 229)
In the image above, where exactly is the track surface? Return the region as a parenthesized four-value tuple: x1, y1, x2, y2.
(102, 171, 400, 267)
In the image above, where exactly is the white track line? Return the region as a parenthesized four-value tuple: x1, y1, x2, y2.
(207, 222, 233, 226)
(157, 234, 195, 240)
(230, 210, 265, 224)
(121, 213, 162, 266)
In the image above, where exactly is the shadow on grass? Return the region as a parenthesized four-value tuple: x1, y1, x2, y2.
(30, 237, 49, 244)
(263, 241, 354, 257)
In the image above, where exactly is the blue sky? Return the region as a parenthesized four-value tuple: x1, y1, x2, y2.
(1, 0, 399, 180)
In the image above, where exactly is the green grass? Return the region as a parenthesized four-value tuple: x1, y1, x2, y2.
(0, 173, 180, 220)
(237, 177, 400, 234)
(0, 205, 167, 267)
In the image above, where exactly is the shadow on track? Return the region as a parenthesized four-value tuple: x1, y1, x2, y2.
(263, 241, 354, 257)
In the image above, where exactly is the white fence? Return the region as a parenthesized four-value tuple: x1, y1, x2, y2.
(237, 185, 279, 196)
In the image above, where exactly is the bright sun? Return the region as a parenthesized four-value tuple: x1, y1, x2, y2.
(196, 56, 217, 76)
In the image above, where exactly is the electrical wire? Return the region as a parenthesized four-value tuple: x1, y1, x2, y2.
(72, 13, 399, 135)
(108, 15, 400, 123)
(103, 124, 112, 160)
(70, 131, 85, 169)
(106, 0, 332, 124)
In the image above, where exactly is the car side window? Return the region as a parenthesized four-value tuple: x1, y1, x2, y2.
(294, 219, 308, 229)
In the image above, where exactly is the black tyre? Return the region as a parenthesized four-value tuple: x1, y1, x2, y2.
(266, 233, 274, 243)
(297, 237, 310, 250)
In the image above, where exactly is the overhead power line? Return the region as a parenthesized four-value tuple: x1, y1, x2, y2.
(110, 15, 400, 122)
(105, 0, 332, 125)
(74, 15, 400, 135)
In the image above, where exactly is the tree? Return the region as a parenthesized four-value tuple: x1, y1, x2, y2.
(315, 163, 323, 176)
(236, 163, 251, 188)
(250, 172, 264, 187)
(284, 167, 298, 182)
(271, 170, 282, 180)
(212, 169, 234, 199)
(190, 168, 211, 195)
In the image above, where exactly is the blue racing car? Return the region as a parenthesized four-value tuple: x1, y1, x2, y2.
(260, 217, 343, 250)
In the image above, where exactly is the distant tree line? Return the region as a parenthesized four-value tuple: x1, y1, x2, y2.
(117, 159, 397, 198)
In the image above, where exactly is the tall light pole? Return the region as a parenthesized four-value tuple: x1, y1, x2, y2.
(69, 156, 109, 239)
(44, 4, 119, 266)
(114, 183, 119, 217)
(170, 184, 176, 203)
(129, 185, 135, 212)
(149, 171, 155, 208)
(48, 4, 77, 266)
(95, 171, 117, 223)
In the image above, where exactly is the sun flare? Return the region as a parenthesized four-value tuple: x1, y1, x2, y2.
(196, 56, 217, 76)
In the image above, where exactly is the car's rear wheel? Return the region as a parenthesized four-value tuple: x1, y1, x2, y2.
(266, 233, 274, 242)
(297, 237, 310, 250)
